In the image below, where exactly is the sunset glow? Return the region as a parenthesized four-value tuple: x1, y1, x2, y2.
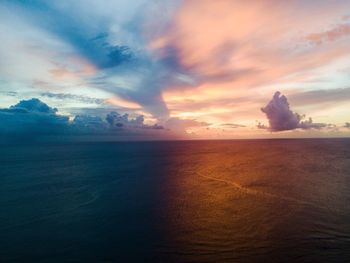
(1, 0, 350, 138)
(2, 2, 350, 262)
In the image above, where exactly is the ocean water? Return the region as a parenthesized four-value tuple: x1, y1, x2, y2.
(1, 139, 350, 262)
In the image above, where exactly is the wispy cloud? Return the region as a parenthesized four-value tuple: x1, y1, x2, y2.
(306, 23, 350, 45)
(41, 92, 105, 105)
(289, 87, 350, 107)
(0, 0, 183, 119)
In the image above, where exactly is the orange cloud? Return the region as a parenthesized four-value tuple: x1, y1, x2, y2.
(306, 24, 350, 45)
(106, 96, 141, 110)
(149, 0, 350, 131)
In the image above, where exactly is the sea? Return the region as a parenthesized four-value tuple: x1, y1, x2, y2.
(1, 139, 350, 262)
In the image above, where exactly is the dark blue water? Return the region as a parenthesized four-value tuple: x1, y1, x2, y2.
(1, 139, 350, 262)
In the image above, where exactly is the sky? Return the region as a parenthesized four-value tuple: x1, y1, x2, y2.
(0, 0, 350, 140)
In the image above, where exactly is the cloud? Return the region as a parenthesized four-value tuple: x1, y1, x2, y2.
(164, 117, 210, 133)
(153, 0, 350, 125)
(306, 23, 350, 45)
(289, 87, 350, 107)
(10, 98, 58, 114)
(0, 1, 185, 120)
(345, 122, 350, 128)
(41, 92, 105, 105)
(71, 111, 165, 138)
(72, 115, 108, 133)
(256, 122, 268, 130)
(0, 98, 69, 136)
(220, 123, 246, 128)
(0, 91, 17, 97)
(1, 0, 350, 133)
(106, 111, 144, 128)
(0, 98, 166, 141)
(261, 91, 328, 132)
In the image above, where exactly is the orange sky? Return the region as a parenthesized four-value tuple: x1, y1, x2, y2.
(1, 0, 350, 138)
(146, 0, 350, 137)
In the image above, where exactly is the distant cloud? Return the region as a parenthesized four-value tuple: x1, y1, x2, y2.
(164, 117, 210, 133)
(12, 98, 58, 114)
(106, 111, 159, 129)
(256, 122, 268, 130)
(0, 98, 69, 136)
(298, 118, 328, 130)
(0, 91, 17, 97)
(41, 92, 105, 105)
(345, 122, 350, 128)
(261, 91, 328, 132)
(72, 115, 108, 133)
(306, 23, 350, 45)
(0, 98, 166, 141)
(220, 123, 246, 128)
(289, 87, 350, 107)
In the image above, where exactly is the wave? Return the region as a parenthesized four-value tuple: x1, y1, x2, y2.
(196, 171, 315, 207)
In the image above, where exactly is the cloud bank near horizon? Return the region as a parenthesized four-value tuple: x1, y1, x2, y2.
(0, 98, 170, 140)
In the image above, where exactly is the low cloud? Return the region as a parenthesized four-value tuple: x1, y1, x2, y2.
(220, 123, 246, 128)
(256, 122, 268, 130)
(0, 98, 166, 141)
(72, 115, 108, 133)
(345, 122, 350, 128)
(12, 98, 58, 114)
(0, 98, 69, 136)
(261, 91, 329, 132)
(106, 111, 163, 130)
(41, 92, 105, 105)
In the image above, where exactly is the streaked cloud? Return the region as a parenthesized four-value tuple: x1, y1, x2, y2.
(306, 23, 350, 45)
(289, 87, 350, 107)
(220, 123, 246, 129)
(41, 92, 105, 105)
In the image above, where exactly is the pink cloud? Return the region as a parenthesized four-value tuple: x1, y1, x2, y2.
(306, 24, 350, 45)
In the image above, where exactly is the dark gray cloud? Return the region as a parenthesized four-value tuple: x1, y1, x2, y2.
(0, 98, 69, 136)
(72, 115, 108, 133)
(106, 111, 146, 128)
(0, 98, 165, 141)
(105, 111, 164, 130)
(10, 98, 58, 114)
(261, 91, 328, 132)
